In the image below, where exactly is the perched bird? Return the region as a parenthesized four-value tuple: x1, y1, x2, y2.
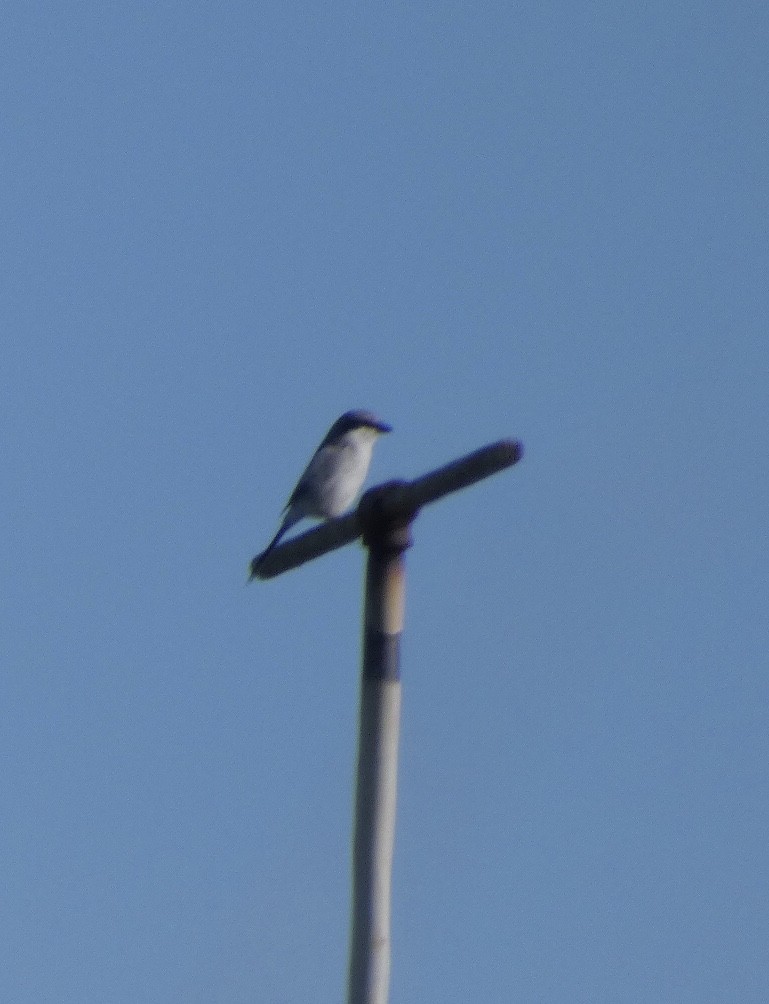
(251, 409, 392, 574)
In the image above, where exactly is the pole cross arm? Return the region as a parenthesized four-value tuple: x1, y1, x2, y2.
(250, 437, 523, 580)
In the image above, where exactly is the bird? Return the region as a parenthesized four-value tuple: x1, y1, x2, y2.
(250, 409, 392, 575)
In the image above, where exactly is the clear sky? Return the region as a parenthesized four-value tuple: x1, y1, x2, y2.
(2, 3, 767, 1001)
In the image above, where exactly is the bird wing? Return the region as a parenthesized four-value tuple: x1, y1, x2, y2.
(283, 442, 342, 512)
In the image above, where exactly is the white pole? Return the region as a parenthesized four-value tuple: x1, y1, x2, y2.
(347, 533, 407, 1004)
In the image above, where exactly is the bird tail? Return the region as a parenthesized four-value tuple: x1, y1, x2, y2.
(248, 511, 300, 580)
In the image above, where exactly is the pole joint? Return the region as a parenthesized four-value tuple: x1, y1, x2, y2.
(357, 481, 418, 556)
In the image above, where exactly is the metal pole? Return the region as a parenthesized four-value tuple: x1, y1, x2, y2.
(346, 505, 412, 1004)
(250, 437, 524, 1002)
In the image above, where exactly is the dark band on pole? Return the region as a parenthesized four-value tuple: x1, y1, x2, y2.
(363, 629, 401, 682)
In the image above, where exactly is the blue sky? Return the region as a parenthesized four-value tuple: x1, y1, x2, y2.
(2, 3, 767, 1001)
